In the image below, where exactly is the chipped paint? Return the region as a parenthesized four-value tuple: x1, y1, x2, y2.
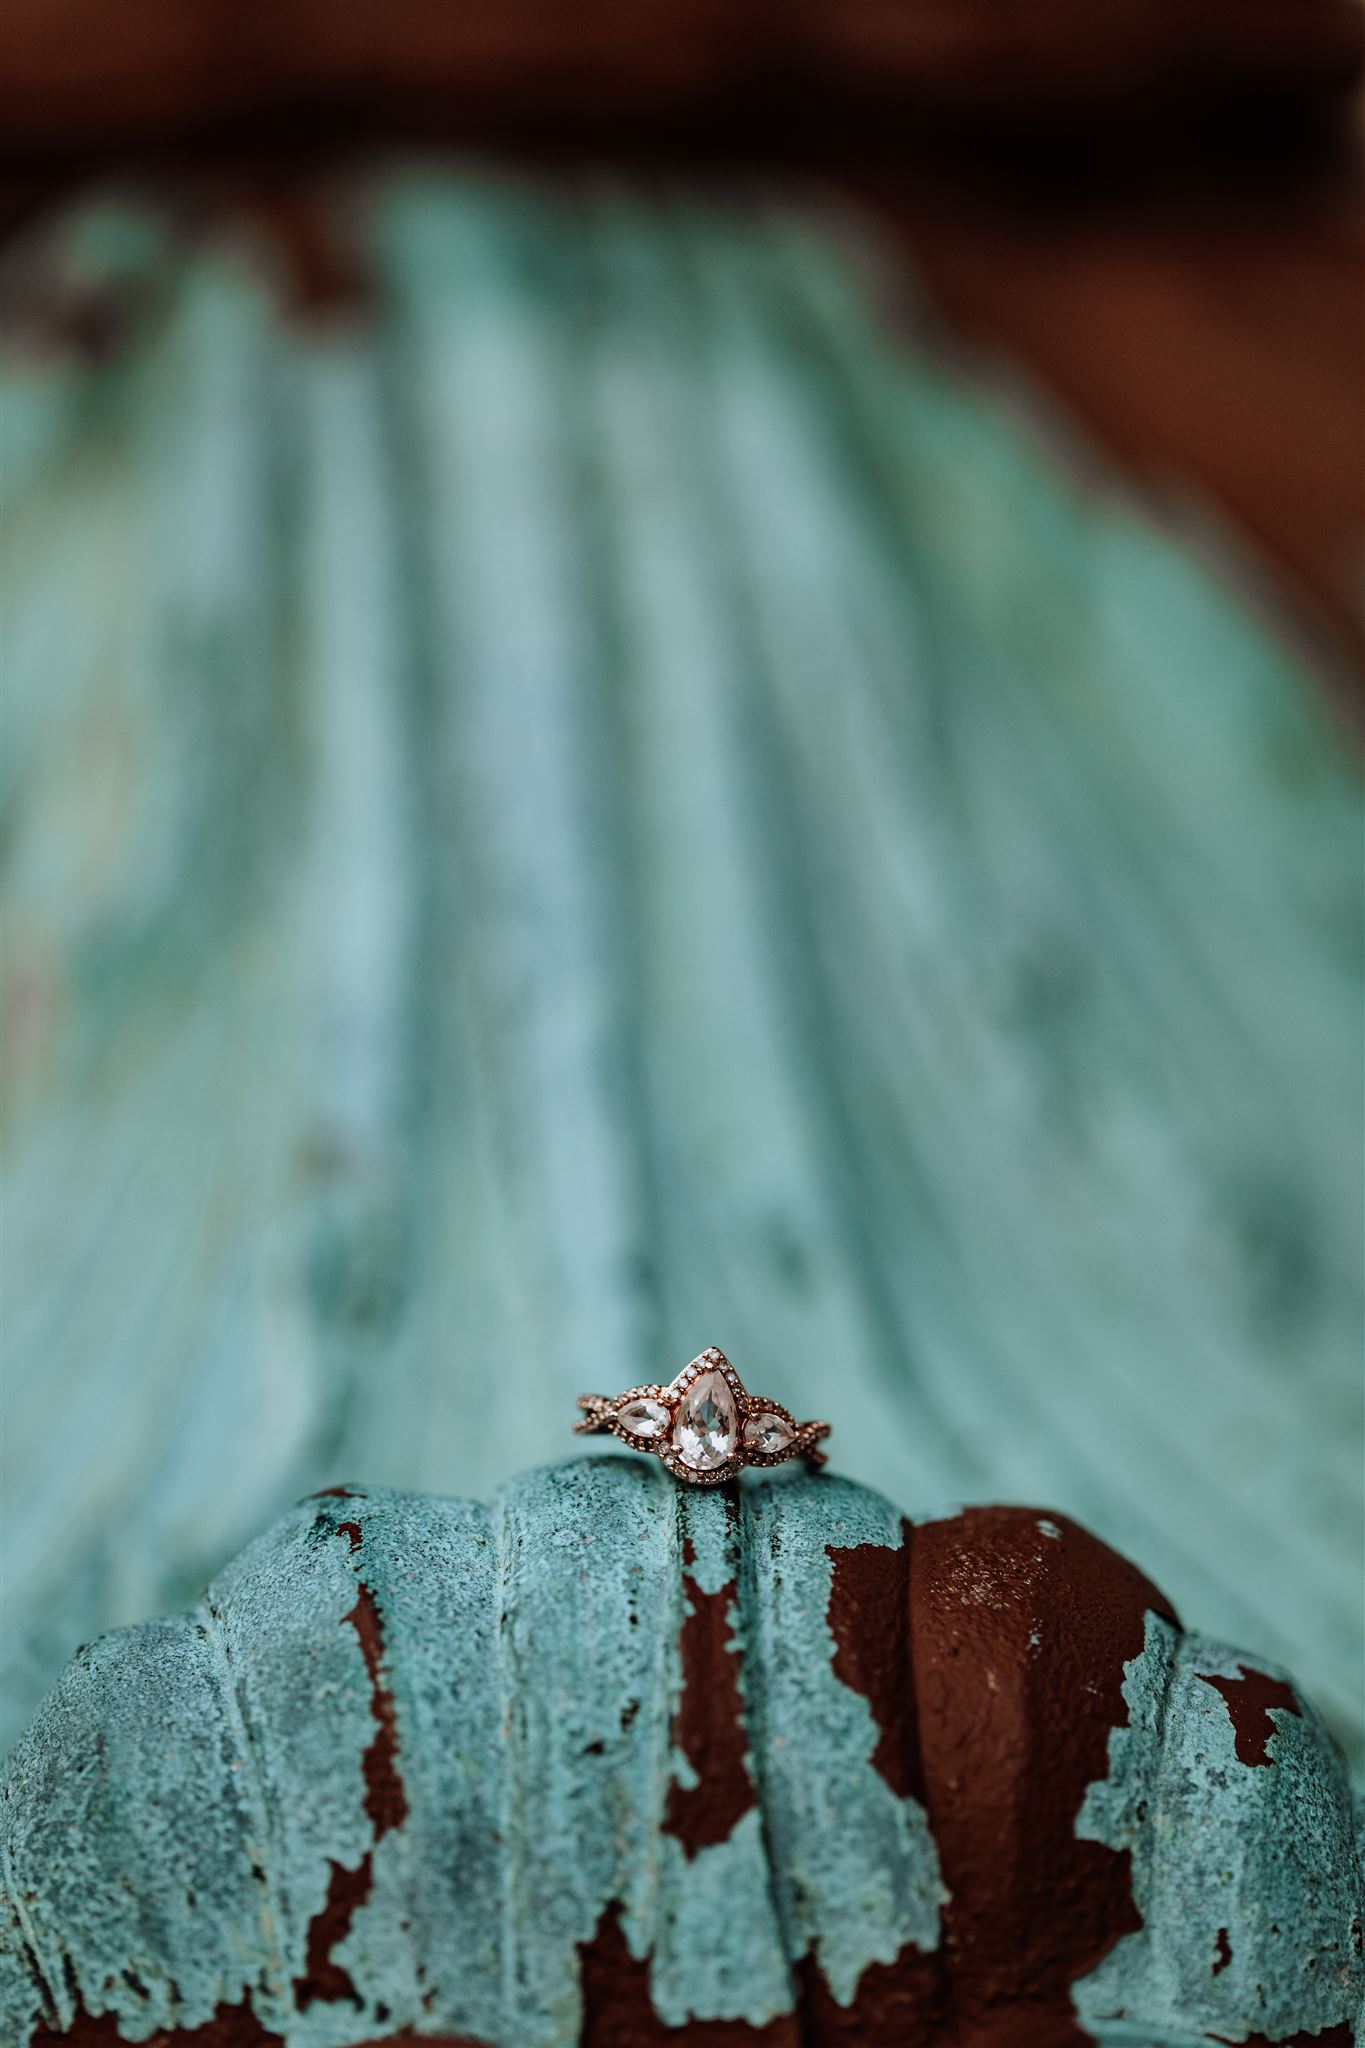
(3, 1464, 1361, 2048)
(339, 1578, 409, 1838)
(577, 1904, 792, 2046)
(1, 1463, 941, 2047)
(1075, 1615, 1365, 2044)
(32, 1997, 286, 2047)
(823, 1527, 918, 1800)
(662, 1532, 755, 1858)
(1197, 1663, 1304, 1768)
(895, 1505, 1176, 2045)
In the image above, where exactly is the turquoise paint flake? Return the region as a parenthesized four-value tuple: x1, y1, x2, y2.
(648, 1487, 791, 2029)
(741, 1479, 946, 2006)
(649, 1814, 793, 2029)
(0, 1617, 269, 2039)
(1075, 1610, 1365, 2043)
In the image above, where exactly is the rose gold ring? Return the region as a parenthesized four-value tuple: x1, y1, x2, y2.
(575, 1346, 831, 1487)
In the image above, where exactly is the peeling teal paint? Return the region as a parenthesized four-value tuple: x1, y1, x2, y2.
(0, 1463, 945, 2047)
(1076, 1610, 1365, 2044)
(5, 1463, 1361, 2047)
(742, 1476, 946, 2003)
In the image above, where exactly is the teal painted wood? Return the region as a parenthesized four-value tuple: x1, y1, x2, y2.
(1, 1461, 1361, 2047)
(1077, 1611, 1365, 2043)
(0, 174, 1361, 1783)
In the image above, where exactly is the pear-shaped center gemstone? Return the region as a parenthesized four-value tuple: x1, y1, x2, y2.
(673, 1369, 738, 1470)
(618, 1397, 670, 1440)
(742, 1411, 795, 1456)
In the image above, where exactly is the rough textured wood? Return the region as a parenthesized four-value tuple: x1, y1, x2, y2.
(1, 1461, 1361, 2046)
(0, 176, 1361, 1790)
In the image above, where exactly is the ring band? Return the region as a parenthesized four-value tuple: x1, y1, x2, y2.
(575, 1347, 831, 1486)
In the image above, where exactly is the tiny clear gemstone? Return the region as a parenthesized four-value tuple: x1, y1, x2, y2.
(743, 1412, 795, 1455)
(673, 1369, 738, 1470)
(618, 1397, 670, 1440)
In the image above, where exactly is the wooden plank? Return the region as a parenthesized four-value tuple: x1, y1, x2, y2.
(0, 177, 1360, 1783)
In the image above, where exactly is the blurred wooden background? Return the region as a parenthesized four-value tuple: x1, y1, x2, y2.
(3, 0, 1362, 668)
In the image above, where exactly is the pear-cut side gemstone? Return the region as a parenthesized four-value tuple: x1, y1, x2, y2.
(673, 1369, 738, 1471)
(742, 1411, 796, 1456)
(618, 1397, 670, 1440)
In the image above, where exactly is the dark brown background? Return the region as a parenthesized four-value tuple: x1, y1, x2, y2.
(2, 0, 1362, 681)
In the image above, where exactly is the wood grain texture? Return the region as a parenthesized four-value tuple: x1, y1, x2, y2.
(2, 1462, 1361, 2046)
(0, 175, 1361, 1786)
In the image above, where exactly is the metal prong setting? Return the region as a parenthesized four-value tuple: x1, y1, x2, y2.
(576, 1347, 831, 1487)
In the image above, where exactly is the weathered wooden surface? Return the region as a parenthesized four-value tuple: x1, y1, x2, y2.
(0, 175, 1361, 1782)
(2, 1460, 1361, 2047)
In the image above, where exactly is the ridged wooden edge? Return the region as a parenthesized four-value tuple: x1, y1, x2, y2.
(3, 1461, 1360, 2047)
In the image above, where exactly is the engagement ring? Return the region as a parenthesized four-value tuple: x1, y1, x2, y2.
(575, 1347, 831, 1486)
